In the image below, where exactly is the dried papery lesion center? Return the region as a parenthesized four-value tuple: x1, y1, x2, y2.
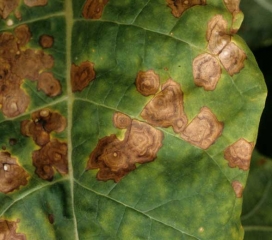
(87, 112, 164, 182)
(180, 107, 223, 149)
(224, 138, 254, 170)
(135, 70, 160, 96)
(0, 152, 29, 194)
(141, 79, 188, 133)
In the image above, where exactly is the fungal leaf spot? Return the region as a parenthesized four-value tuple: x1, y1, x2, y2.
(206, 15, 231, 55)
(0, 219, 26, 240)
(37, 72, 61, 97)
(224, 138, 254, 171)
(136, 70, 160, 96)
(0, 152, 29, 194)
(219, 42, 246, 76)
(166, 0, 206, 18)
(193, 53, 221, 91)
(232, 181, 243, 198)
(39, 34, 54, 49)
(113, 112, 132, 129)
(21, 109, 68, 180)
(24, 0, 48, 7)
(180, 107, 223, 149)
(71, 61, 96, 92)
(0, 0, 20, 19)
(87, 114, 164, 182)
(0, 24, 61, 118)
(223, 0, 240, 13)
(32, 139, 68, 181)
(141, 79, 188, 133)
(82, 0, 109, 19)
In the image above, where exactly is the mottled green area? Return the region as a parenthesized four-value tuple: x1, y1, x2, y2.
(242, 151, 272, 240)
(0, 0, 267, 239)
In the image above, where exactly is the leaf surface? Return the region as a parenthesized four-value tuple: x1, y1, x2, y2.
(0, 1, 266, 239)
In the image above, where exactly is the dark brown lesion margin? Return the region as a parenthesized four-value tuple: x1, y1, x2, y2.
(87, 112, 164, 182)
(166, 0, 206, 18)
(82, 0, 109, 19)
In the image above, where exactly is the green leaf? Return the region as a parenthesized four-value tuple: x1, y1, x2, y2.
(242, 150, 272, 240)
(0, 0, 266, 239)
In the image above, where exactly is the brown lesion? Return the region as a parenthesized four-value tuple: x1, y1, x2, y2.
(39, 34, 54, 49)
(224, 138, 254, 170)
(232, 180, 243, 198)
(0, 219, 26, 239)
(82, 0, 109, 19)
(21, 109, 68, 180)
(180, 107, 223, 149)
(113, 112, 132, 129)
(223, 0, 240, 13)
(166, 0, 206, 18)
(0, 24, 61, 118)
(219, 42, 246, 76)
(32, 139, 68, 181)
(135, 70, 160, 96)
(87, 114, 164, 182)
(24, 0, 48, 7)
(206, 15, 231, 55)
(0, 0, 20, 19)
(37, 72, 61, 97)
(193, 53, 221, 91)
(71, 61, 96, 92)
(141, 79, 188, 133)
(21, 108, 66, 146)
(0, 152, 29, 194)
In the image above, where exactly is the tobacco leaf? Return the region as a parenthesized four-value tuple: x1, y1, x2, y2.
(0, 0, 266, 239)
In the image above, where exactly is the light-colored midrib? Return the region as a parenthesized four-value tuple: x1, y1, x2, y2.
(65, 0, 79, 239)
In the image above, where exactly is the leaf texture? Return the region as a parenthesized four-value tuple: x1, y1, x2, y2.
(0, 0, 266, 239)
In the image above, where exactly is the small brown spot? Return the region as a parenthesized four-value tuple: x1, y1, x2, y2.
(2, 146, 6, 150)
(0, 0, 20, 19)
(219, 42, 246, 76)
(0, 219, 26, 239)
(32, 139, 68, 181)
(82, 0, 109, 19)
(113, 112, 132, 129)
(193, 53, 221, 91)
(37, 72, 61, 97)
(71, 61, 95, 92)
(206, 15, 231, 55)
(166, 0, 206, 18)
(0, 152, 29, 194)
(141, 79, 188, 133)
(24, 0, 48, 7)
(14, 24, 31, 47)
(135, 70, 160, 96)
(180, 107, 223, 149)
(224, 138, 254, 170)
(232, 180, 243, 198)
(48, 214, 54, 224)
(39, 34, 54, 49)
(9, 138, 17, 146)
(223, 0, 240, 13)
(87, 117, 163, 182)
